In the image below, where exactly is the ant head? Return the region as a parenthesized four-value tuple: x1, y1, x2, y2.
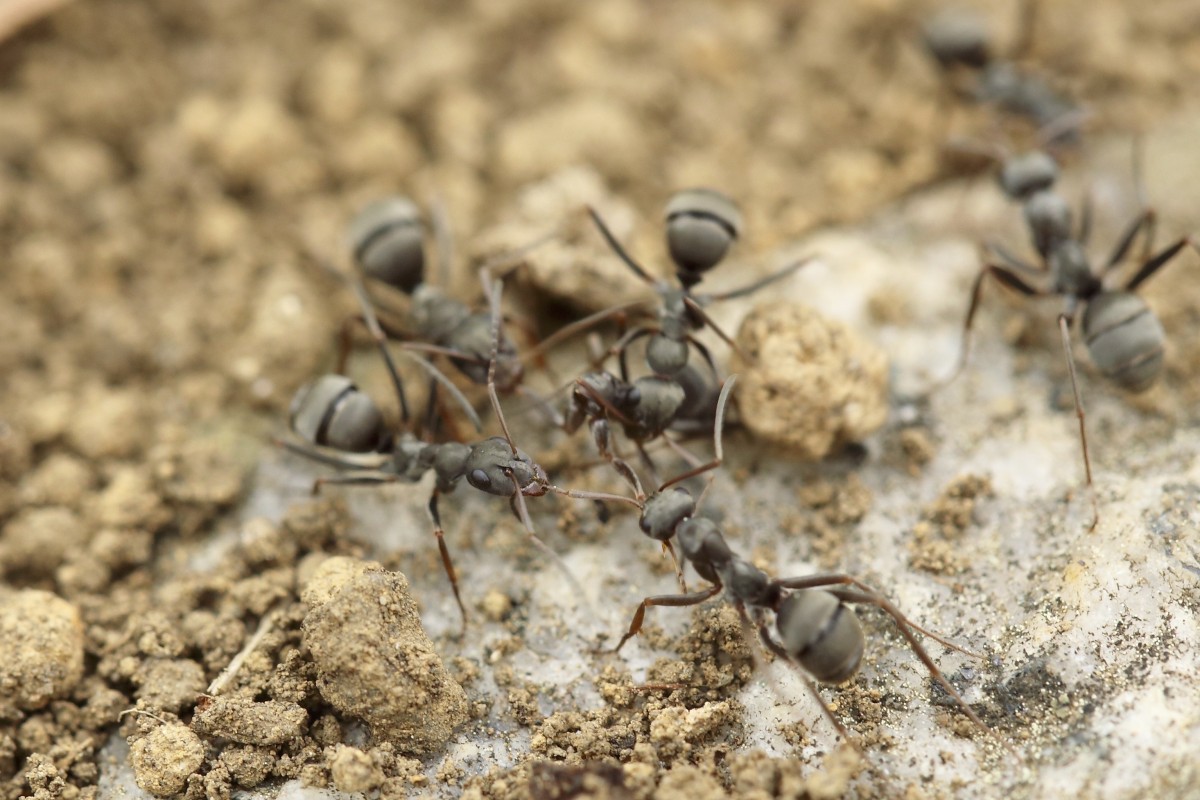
(999, 151, 1059, 201)
(348, 196, 426, 294)
(664, 189, 742, 285)
(639, 486, 696, 541)
(290, 374, 387, 453)
(466, 437, 547, 497)
(776, 590, 864, 684)
(921, 8, 991, 70)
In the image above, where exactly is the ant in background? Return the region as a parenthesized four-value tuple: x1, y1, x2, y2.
(938, 141, 1198, 529)
(921, 3, 1082, 144)
(283, 268, 580, 628)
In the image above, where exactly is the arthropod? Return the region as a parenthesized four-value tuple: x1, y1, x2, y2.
(283, 272, 573, 625)
(572, 377, 992, 748)
(943, 144, 1198, 528)
(533, 189, 807, 390)
(344, 196, 545, 411)
(921, 5, 1081, 141)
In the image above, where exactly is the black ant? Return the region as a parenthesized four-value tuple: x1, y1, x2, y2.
(282, 269, 578, 627)
(561, 378, 993, 751)
(940, 142, 1199, 529)
(921, 3, 1082, 143)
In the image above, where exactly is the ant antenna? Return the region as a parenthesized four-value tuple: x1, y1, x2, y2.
(347, 274, 411, 424)
(586, 205, 657, 285)
(658, 375, 736, 491)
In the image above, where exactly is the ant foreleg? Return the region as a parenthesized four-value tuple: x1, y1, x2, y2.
(427, 489, 468, 631)
(609, 583, 722, 653)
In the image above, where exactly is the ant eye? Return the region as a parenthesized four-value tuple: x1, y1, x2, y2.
(470, 468, 491, 488)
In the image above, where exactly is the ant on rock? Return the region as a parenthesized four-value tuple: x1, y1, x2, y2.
(282, 268, 579, 627)
(939, 142, 1198, 529)
(564, 378, 994, 751)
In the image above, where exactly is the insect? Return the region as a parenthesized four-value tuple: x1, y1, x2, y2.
(343, 195, 549, 411)
(921, 4, 1082, 142)
(558, 375, 736, 585)
(942, 144, 1198, 529)
(573, 376, 991, 748)
(533, 189, 808, 387)
(283, 270, 574, 626)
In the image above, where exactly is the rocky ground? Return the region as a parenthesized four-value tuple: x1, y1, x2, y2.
(1, 1, 1199, 799)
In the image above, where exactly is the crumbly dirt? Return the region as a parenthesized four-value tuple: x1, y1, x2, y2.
(2, 1, 1200, 799)
(732, 302, 890, 459)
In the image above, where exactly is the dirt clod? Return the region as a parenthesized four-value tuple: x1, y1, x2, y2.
(300, 557, 468, 754)
(0, 590, 84, 712)
(733, 301, 889, 458)
(129, 723, 205, 797)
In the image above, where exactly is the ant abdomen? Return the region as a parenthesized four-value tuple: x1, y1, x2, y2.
(1082, 291, 1166, 393)
(347, 196, 426, 294)
(290, 374, 387, 453)
(664, 188, 742, 283)
(776, 591, 865, 685)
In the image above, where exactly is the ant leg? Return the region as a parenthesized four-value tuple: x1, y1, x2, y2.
(590, 418, 646, 498)
(681, 295, 748, 361)
(614, 326, 655, 381)
(347, 277, 412, 425)
(701, 256, 813, 302)
(1124, 235, 1198, 292)
(428, 192, 454, 290)
(1057, 311, 1099, 532)
(658, 377, 736, 490)
(635, 441, 663, 488)
(520, 301, 652, 365)
(609, 583, 723, 653)
(395, 348, 483, 433)
(933, 262, 1042, 391)
(481, 273, 520, 454)
(662, 540, 688, 592)
(1103, 209, 1157, 276)
(1079, 188, 1093, 246)
(504, 469, 591, 611)
(311, 472, 401, 496)
(275, 438, 390, 471)
(515, 384, 565, 428)
(984, 241, 1044, 276)
(427, 489, 468, 629)
(586, 205, 658, 286)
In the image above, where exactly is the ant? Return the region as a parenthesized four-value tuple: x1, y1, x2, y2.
(536, 189, 808, 386)
(282, 268, 577, 628)
(566, 378, 993, 750)
(921, 3, 1082, 143)
(343, 195, 554, 419)
(940, 142, 1199, 529)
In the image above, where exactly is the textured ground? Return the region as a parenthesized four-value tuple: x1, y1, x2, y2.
(1, 1, 1200, 799)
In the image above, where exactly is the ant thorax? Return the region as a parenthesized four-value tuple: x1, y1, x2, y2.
(410, 284, 471, 343)
(1049, 240, 1100, 298)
